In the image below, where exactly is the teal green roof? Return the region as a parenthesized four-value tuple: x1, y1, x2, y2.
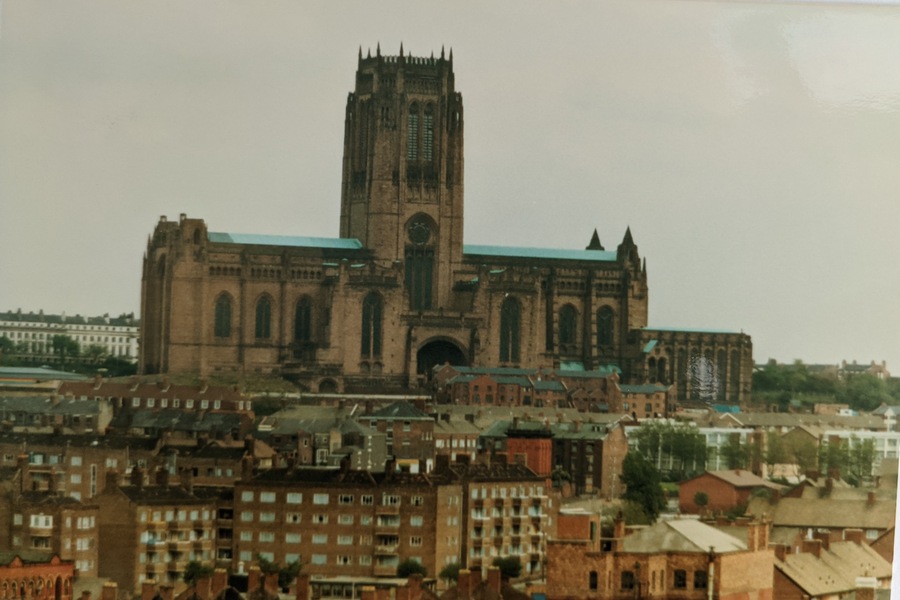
(208, 232, 363, 250)
(464, 244, 617, 262)
(643, 340, 658, 353)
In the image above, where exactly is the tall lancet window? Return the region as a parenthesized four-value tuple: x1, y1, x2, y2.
(405, 215, 435, 310)
(500, 297, 521, 363)
(423, 104, 434, 161)
(407, 103, 419, 160)
(214, 294, 231, 338)
(255, 296, 272, 339)
(361, 293, 383, 358)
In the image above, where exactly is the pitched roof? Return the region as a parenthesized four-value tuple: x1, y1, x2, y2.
(703, 469, 784, 490)
(208, 231, 363, 250)
(364, 400, 431, 420)
(463, 244, 617, 263)
(747, 496, 896, 529)
(775, 541, 892, 597)
(622, 519, 747, 554)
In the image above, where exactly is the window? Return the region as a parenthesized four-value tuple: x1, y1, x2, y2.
(559, 304, 577, 347)
(312, 534, 328, 544)
(597, 306, 614, 347)
(240, 531, 252, 541)
(259, 512, 276, 523)
(500, 297, 521, 362)
(423, 106, 434, 161)
(359, 555, 372, 566)
(313, 493, 329, 505)
(405, 244, 434, 310)
(240, 512, 253, 522)
(294, 296, 312, 342)
(337, 555, 352, 566)
(260, 492, 276, 503)
(383, 494, 401, 506)
(214, 294, 232, 337)
(312, 514, 328, 524)
(259, 532, 275, 543)
(361, 495, 374, 505)
(694, 570, 708, 589)
(286, 513, 302, 524)
(285, 533, 301, 544)
(410, 516, 423, 527)
(338, 494, 354, 505)
(240, 491, 254, 502)
(30, 515, 52, 528)
(407, 104, 419, 160)
(337, 535, 353, 545)
(589, 571, 598, 591)
(255, 296, 272, 339)
(410, 536, 422, 547)
(338, 515, 354, 525)
(286, 493, 302, 504)
(673, 569, 687, 589)
(361, 293, 382, 358)
(621, 571, 635, 591)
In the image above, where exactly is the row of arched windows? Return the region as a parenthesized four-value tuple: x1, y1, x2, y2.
(0, 575, 68, 600)
(213, 295, 316, 342)
(407, 103, 434, 162)
(500, 299, 616, 363)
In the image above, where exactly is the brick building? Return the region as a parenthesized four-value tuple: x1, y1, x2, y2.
(481, 419, 628, 498)
(546, 515, 774, 599)
(1, 492, 99, 578)
(230, 458, 552, 586)
(139, 46, 753, 406)
(0, 434, 159, 501)
(0, 552, 75, 600)
(95, 469, 218, 594)
(358, 401, 436, 472)
(678, 469, 784, 515)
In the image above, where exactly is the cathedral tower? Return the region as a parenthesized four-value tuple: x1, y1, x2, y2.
(339, 45, 464, 311)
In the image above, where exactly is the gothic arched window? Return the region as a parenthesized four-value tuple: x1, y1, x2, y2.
(214, 294, 231, 338)
(597, 306, 614, 348)
(500, 297, 521, 363)
(294, 296, 312, 342)
(405, 215, 435, 310)
(423, 104, 434, 161)
(407, 103, 419, 160)
(255, 296, 272, 339)
(559, 304, 577, 347)
(361, 293, 382, 358)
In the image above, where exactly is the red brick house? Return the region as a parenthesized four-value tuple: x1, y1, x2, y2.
(678, 469, 783, 514)
(0, 552, 75, 600)
(546, 515, 774, 599)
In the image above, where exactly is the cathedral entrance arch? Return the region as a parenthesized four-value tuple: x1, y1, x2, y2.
(416, 338, 467, 379)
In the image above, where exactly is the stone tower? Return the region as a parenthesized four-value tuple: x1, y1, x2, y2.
(339, 45, 464, 311)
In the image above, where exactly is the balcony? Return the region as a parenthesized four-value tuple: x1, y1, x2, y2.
(375, 504, 400, 516)
(373, 565, 398, 577)
(374, 545, 399, 556)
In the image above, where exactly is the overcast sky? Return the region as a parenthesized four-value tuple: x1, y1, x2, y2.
(1, 0, 898, 372)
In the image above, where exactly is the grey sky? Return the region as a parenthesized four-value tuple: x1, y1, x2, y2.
(1, 1, 898, 371)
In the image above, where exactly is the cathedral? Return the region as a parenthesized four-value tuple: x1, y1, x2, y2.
(140, 46, 753, 404)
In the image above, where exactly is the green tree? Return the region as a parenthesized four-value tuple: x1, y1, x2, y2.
(256, 555, 303, 589)
(51, 335, 80, 365)
(439, 562, 461, 585)
(550, 466, 572, 489)
(721, 434, 749, 470)
(693, 491, 709, 510)
(784, 435, 819, 476)
(846, 437, 876, 485)
(631, 421, 706, 478)
(183, 561, 214, 586)
(492, 556, 522, 580)
(83, 343, 107, 365)
(620, 452, 666, 522)
(841, 375, 892, 412)
(765, 432, 788, 473)
(397, 558, 427, 578)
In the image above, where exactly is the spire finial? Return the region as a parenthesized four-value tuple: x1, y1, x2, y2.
(441, 46, 445, 60)
(399, 42, 404, 57)
(586, 229, 604, 251)
(623, 226, 634, 245)
(376, 42, 381, 57)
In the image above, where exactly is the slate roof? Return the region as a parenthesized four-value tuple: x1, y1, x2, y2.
(363, 400, 431, 421)
(687, 469, 784, 490)
(0, 431, 159, 451)
(0, 551, 61, 566)
(746, 496, 896, 530)
(117, 484, 211, 505)
(718, 412, 885, 431)
(621, 519, 747, 554)
(123, 409, 242, 433)
(775, 541, 892, 597)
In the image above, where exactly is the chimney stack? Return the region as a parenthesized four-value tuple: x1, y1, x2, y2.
(844, 529, 864, 545)
(100, 582, 118, 600)
(295, 574, 311, 600)
(487, 567, 502, 593)
(801, 539, 822, 558)
(867, 491, 876, 506)
(457, 569, 473, 599)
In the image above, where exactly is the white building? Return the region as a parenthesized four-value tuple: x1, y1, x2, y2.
(0, 309, 139, 363)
